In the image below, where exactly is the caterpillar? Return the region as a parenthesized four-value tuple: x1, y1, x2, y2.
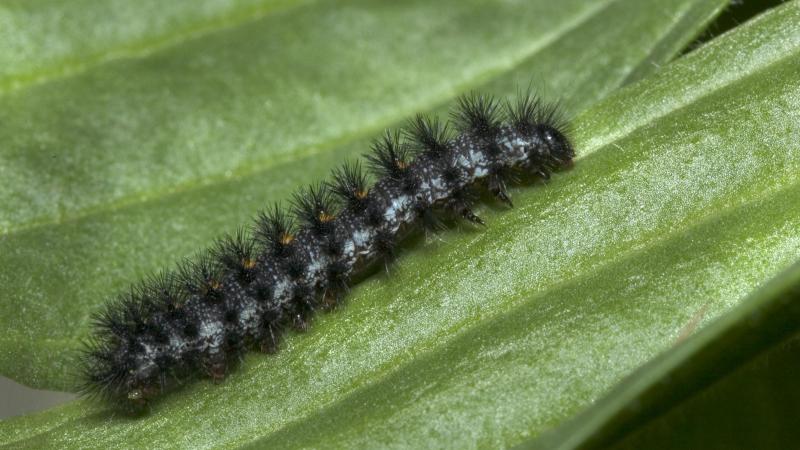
(80, 91, 575, 409)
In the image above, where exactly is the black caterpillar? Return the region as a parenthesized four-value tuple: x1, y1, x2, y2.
(81, 92, 575, 408)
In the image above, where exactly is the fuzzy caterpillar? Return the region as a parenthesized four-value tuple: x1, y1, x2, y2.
(81, 92, 575, 409)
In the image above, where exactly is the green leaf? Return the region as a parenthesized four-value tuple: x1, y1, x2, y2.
(19, 0, 800, 448)
(529, 261, 800, 449)
(615, 336, 800, 450)
(0, 0, 306, 94)
(0, 0, 726, 390)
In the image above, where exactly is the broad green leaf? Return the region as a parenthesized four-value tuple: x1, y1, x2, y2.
(530, 261, 800, 449)
(20, 0, 800, 448)
(0, 0, 726, 389)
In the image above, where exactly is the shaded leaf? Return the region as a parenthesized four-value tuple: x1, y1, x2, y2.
(531, 261, 800, 449)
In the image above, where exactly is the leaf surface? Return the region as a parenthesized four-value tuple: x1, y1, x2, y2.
(14, 0, 800, 449)
(0, 0, 725, 390)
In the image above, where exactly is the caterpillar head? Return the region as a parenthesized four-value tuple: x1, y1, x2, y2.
(503, 124, 574, 173)
(536, 124, 574, 166)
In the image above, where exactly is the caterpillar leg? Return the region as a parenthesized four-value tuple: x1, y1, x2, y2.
(488, 175, 513, 207)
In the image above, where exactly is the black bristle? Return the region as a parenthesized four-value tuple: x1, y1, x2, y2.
(291, 183, 337, 236)
(251, 274, 273, 303)
(365, 130, 410, 180)
(214, 227, 256, 283)
(145, 272, 185, 312)
(328, 160, 370, 211)
(78, 338, 129, 400)
(133, 278, 174, 344)
(254, 203, 295, 258)
(506, 89, 567, 135)
(452, 93, 501, 137)
(405, 114, 451, 158)
(284, 252, 306, 279)
(442, 154, 465, 186)
(128, 281, 159, 324)
(177, 251, 223, 301)
(91, 292, 134, 340)
(506, 90, 541, 134)
(400, 170, 420, 194)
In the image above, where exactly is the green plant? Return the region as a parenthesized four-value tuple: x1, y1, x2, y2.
(1, 0, 798, 448)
